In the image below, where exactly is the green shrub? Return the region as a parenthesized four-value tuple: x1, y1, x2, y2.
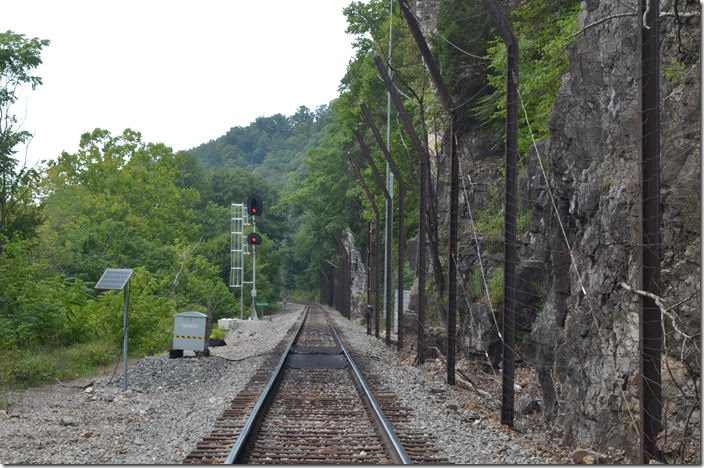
(210, 327, 225, 340)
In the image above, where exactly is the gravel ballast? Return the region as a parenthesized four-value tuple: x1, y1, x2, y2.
(1, 304, 560, 464)
(326, 308, 561, 464)
(0, 307, 303, 464)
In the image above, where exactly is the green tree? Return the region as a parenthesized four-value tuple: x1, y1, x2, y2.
(41, 129, 199, 280)
(0, 31, 50, 248)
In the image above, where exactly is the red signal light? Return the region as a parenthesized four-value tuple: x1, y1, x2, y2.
(247, 233, 262, 245)
(247, 196, 262, 216)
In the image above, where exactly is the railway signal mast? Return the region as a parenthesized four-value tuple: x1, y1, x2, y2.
(247, 196, 263, 320)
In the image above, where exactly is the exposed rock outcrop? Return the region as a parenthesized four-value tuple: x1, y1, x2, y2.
(409, 0, 700, 462)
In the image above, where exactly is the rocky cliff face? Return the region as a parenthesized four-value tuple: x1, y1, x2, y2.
(520, 0, 699, 460)
(343, 227, 370, 322)
(413, 0, 700, 461)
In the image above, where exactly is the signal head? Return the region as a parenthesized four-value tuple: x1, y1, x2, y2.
(247, 232, 262, 245)
(247, 195, 263, 216)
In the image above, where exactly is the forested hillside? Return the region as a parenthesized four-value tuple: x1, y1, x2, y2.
(188, 106, 329, 188)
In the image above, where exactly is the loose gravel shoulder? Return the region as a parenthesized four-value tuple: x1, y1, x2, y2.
(0, 306, 303, 464)
(2, 304, 564, 464)
(327, 307, 562, 464)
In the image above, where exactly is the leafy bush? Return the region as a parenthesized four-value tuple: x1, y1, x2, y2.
(210, 327, 225, 340)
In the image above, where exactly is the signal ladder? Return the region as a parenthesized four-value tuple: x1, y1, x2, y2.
(230, 203, 251, 319)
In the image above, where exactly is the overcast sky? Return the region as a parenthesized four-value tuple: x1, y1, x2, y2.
(4, 0, 357, 168)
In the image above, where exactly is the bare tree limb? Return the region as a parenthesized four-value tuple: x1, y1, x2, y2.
(569, 10, 699, 41)
(620, 282, 696, 341)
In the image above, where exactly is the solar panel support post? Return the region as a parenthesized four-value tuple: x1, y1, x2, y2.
(122, 282, 129, 391)
(95, 269, 133, 391)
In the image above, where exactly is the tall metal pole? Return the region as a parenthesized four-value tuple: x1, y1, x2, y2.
(361, 103, 407, 350)
(355, 131, 393, 345)
(348, 154, 383, 338)
(122, 281, 129, 391)
(374, 55, 428, 364)
(367, 221, 372, 335)
(479, 0, 519, 427)
(639, 0, 662, 461)
(251, 218, 258, 321)
(501, 41, 519, 428)
(397, 0, 459, 385)
(348, 247, 352, 319)
(384, 0, 394, 340)
(447, 116, 459, 386)
(241, 204, 245, 320)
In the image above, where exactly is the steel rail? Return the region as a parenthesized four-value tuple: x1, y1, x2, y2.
(223, 305, 309, 464)
(330, 325, 412, 464)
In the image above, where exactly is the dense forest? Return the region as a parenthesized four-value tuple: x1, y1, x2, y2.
(0, 0, 579, 387)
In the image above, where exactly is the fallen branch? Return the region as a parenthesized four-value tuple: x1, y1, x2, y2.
(428, 346, 493, 399)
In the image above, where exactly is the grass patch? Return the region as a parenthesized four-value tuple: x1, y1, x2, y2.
(489, 266, 505, 308)
(0, 340, 120, 390)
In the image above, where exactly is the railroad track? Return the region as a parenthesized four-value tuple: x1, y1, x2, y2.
(184, 304, 446, 464)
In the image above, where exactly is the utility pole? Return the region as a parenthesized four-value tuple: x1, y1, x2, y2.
(384, 0, 394, 340)
(361, 103, 407, 350)
(355, 130, 393, 345)
(375, 55, 429, 364)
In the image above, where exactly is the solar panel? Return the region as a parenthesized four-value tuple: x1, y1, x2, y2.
(95, 269, 133, 290)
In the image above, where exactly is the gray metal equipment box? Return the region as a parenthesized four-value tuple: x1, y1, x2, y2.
(173, 311, 208, 352)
